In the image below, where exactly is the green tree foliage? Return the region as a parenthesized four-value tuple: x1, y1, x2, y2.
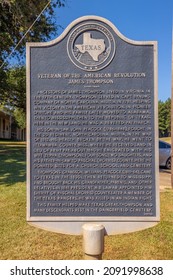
(0, 0, 65, 66)
(13, 107, 26, 129)
(3, 66, 26, 110)
(0, 66, 26, 129)
(0, 67, 8, 98)
(158, 98, 171, 137)
(0, 0, 65, 121)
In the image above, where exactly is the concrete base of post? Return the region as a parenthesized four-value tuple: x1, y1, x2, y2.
(82, 224, 105, 260)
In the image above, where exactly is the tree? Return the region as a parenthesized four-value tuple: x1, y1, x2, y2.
(0, 65, 26, 130)
(13, 107, 26, 130)
(0, 67, 8, 98)
(0, 0, 66, 109)
(164, 98, 171, 136)
(2, 66, 26, 110)
(0, 0, 65, 66)
(158, 98, 171, 137)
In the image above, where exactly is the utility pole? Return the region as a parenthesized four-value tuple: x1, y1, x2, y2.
(171, 29, 173, 188)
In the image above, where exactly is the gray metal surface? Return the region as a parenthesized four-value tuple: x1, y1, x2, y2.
(26, 16, 159, 234)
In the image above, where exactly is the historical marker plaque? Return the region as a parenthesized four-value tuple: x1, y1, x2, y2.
(27, 16, 159, 234)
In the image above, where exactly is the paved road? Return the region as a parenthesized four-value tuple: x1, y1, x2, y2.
(159, 168, 172, 190)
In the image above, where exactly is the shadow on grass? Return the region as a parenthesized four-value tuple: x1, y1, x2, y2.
(0, 144, 26, 186)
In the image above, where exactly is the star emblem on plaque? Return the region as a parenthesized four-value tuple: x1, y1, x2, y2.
(67, 22, 116, 71)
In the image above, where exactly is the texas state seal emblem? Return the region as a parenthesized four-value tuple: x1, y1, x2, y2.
(67, 21, 116, 71)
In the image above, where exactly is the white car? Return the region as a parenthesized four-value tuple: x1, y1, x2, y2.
(159, 140, 171, 169)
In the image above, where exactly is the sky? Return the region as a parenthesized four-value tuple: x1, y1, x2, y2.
(51, 0, 173, 102)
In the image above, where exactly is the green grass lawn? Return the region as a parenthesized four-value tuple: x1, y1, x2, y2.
(0, 140, 173, 260)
